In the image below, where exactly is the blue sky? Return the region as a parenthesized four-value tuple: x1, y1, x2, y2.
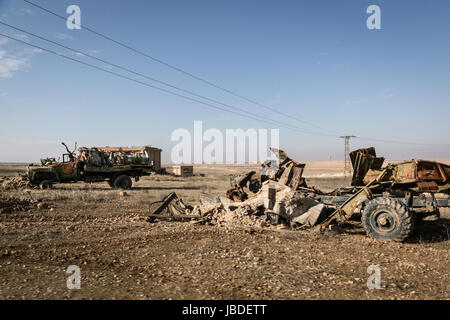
(0, 0, 449, 163)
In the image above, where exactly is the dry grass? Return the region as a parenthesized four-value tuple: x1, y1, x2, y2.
(0, 164, 27, 177)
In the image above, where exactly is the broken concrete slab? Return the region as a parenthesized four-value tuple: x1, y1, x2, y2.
(292, 203, 326, 227)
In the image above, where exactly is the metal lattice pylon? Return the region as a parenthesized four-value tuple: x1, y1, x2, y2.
(340, 135, 356, 175)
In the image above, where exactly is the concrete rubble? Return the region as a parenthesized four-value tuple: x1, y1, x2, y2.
(146, 146, 449, 238)
(148, 180, 329, 230)
(147, 148, 333, 230)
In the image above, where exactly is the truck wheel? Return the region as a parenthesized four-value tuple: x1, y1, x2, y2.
(39, 180, 53, 190)
(113, 175, 132, 189)
(361, 197, 413, 241)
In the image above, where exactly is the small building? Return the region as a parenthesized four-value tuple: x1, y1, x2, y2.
(169, 165, 194, 177)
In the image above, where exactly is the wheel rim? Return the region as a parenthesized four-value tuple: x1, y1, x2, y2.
(117, 178, 129, 189)
(370, 210, 397, 234)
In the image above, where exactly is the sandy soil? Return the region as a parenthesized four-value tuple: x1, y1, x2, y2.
(0, 163, 449, 300)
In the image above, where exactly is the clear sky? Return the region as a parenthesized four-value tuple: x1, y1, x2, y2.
(0, 0, 449, 163)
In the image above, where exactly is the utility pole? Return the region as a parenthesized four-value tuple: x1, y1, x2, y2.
(340, 135, 356, 175)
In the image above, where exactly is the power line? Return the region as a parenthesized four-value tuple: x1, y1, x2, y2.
(3, 30, 448, 148)
(0, 32, 343, 137)
(0, 21, 336, 137)
(11, 2, 450, 148)
(22, 0, 345, 136)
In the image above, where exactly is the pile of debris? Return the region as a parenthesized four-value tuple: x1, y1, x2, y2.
(148, 181, 329, 230)
(147, 147, 450, 241)
(225, 148, 308, 202)
(147, 148, 330, 230)
(0, 176, 33, 190)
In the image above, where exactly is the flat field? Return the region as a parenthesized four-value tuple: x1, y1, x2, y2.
(0, 162, 449, 299)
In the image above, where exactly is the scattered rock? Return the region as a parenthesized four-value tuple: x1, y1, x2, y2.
(37, 202, 48, 210)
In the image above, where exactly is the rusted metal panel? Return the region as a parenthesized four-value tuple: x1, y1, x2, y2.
(388, 160, 450, 184)
(288, 164, 305, 190)
(437, 163, 449, 183)
(338, 187, 373, 221)
(278, 162, 305, 190)
(362, 169, 383, 185)
(415, 160, 448, 182)
(391, 161, 416, 183)
(350, 147, 384, 186)
(417, 181, 439, 192)
(147, 192, 202, 222)
(59, 162, 76, 175)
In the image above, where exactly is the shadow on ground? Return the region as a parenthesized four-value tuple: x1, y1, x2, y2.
(407, 218, 450, 243)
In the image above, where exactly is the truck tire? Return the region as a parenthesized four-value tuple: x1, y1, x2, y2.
(113, 175, 132, 189)
(39, 180, 53, 190)
(361, 197, 413, 241)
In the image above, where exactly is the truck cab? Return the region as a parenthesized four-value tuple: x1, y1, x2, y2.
(26, 152, 80, 189)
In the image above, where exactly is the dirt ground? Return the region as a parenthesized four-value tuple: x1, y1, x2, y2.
(0, 163, 449, 300)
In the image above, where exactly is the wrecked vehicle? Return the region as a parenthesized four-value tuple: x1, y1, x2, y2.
(150, 147, 449, 242)
(26, 142, 156, 189)
(226, 148, 307, 201)
(315, 147, 450, 241)
(226, 147, 450, 240)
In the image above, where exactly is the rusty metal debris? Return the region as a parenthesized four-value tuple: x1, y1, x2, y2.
(226, 171, 260, 201)
(349, 147, 384, 186)
(148, 192, 204, 222)
(225, 148, 307, 202)
(148, 147, 450, 241)
(148, 181, 329, 231)
(311, 148, 450, 240)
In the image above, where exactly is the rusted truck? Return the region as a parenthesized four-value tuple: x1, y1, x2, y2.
(316, 147, 450, 240)
(26, 142, 158, 189)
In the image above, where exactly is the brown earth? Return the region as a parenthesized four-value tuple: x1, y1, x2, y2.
(0, 163, 449, 300)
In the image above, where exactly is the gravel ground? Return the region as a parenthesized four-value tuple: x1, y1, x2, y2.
(0, 169, 449, 300)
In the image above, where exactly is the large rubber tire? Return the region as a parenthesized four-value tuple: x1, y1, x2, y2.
(39, 180, 53, 190)
(113, 174, 132, 190)
(361, 197, 414, 241)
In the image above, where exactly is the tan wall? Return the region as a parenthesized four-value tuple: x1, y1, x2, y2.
(146, 148, 162, 171)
